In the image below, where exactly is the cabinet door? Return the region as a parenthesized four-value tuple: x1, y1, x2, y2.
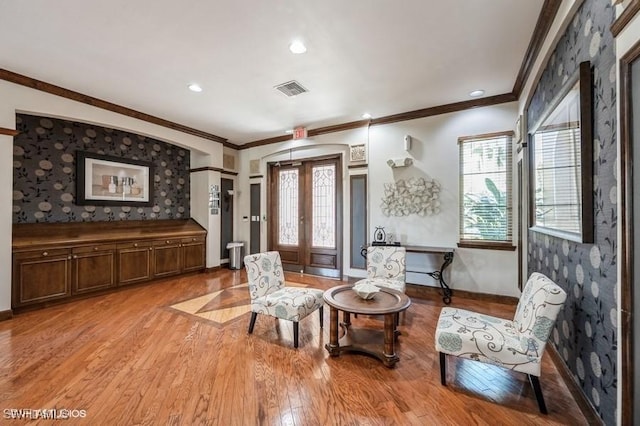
(117, 242, 153, 286)
(182, 236, 206, 272)
(12, 248, 72, 307)
(153, 239, 182, 278)
(72, 244, 116, 294)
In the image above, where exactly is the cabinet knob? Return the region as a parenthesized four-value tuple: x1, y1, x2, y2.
(193, 238, 196, 241)
(134, 243, 138, 247)
(67, 255, 71, 260)
(73, 255, 78, 259)
(149, 247, 153, 251)
(42, 251, 48, 257)
(94, 247, 99, 251)
(166, 240, 170, 244)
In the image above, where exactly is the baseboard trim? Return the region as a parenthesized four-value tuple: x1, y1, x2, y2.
(547, 344, 603, 425)
(205, 266, 221, 273)
(405, 283, 519, 305)
(0, 309, 14, 321)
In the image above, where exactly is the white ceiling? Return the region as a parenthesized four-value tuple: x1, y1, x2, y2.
(1, 0, 544, 145)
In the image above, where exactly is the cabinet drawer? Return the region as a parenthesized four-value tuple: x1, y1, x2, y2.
(73, 244, 117, 254)
(154, 239, 182, 247)
(14, 248, 70, 260)
(117, 241, 152, 250)
(181, 235, 205, 244)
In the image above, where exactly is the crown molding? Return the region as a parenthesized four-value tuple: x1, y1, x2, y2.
(0, 69, 237, 147)
(512, 0, 563, 98)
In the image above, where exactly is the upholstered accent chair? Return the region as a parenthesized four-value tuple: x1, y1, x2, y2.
(435, 272, 567, 414)
(365, 245, 407, 293)
(244, 251, 324, 348)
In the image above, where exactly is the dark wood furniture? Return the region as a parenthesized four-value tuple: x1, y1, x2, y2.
(12, 219, 206, 310)
(404, 245, 455, 304)
(323, 284, 411, 368)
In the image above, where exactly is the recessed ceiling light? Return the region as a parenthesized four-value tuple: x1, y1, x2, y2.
(188, 83, 203, 93)
(289, 40, 307, 54)
(469, 89, 485, 97)
(285, 129, 294, 134)
(362, 113, 372, 119)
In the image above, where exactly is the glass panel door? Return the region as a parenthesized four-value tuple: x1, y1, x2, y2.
(268, 156, 341, 278)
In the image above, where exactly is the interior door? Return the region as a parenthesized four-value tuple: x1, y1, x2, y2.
(220, 178, 234, 260)
(268, 156, 341, 278)
(250, 183, 261, 254)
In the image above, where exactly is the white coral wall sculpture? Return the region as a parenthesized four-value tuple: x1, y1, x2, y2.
(380, 177, 441, 217)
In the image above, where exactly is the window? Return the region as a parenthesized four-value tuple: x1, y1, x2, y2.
(529, 61, 593, 243)
(459, 131, 514, 249)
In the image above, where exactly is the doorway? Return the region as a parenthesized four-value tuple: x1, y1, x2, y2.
(620, 40, 640, 426)
(268, 156, 342, 278)
(220, 178, 234, 261)
(250, 183, 260, 254)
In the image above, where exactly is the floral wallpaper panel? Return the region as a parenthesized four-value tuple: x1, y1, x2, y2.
(526, 0, 617, 424)
(13, 114, 191, 223)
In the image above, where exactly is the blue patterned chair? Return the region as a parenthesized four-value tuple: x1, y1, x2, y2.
(435, 272, 567, 414)
(364, 245, 406, 293)
(244, 251, 324, 348)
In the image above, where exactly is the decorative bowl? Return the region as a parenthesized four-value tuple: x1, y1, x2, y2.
(353, 282, 380, 300)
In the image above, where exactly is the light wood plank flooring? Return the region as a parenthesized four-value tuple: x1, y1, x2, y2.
(0, 269, 588, 425)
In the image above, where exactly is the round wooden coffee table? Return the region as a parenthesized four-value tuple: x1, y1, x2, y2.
(323, 284, 411, 368)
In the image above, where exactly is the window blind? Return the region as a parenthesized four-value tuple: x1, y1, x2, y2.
(533, 125, 582, 234)
(458, 132, 513, 243)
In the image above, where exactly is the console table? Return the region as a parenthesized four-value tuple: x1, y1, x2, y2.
(361, 244, 454, 304)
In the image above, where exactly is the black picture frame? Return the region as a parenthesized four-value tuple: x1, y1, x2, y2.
(76, 151, 154, 207)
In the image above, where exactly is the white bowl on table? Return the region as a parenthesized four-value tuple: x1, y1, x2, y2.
(352, 282, 380, 300)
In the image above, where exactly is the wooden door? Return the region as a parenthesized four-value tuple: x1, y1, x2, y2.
(72, 244, 116, 294)
(268, 156, 342, 278)
(181, 236, 206, 272)
(117, 242, 153, 285)
(12, 248, 72, 307)
(153, 239, 182, 278)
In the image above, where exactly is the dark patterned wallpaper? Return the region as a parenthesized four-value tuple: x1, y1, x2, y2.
(13, 114, 191, 223)
(526, 1, 616, 424)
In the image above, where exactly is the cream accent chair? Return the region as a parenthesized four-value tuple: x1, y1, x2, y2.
(364, 245, 406, 293)
(355, 245, 407, 327)
(244, 251, 324, 348)
(435, 272, 567, 414)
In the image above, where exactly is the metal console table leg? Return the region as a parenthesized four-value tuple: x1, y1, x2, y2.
(425, 251, 453, 304)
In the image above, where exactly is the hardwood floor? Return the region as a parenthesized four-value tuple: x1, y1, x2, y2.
(0, 269, 588, 425)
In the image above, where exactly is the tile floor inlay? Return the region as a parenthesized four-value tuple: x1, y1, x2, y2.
(169, 281, 310, 325)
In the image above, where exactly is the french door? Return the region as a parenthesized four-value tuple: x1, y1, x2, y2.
(268, 156, 342, 278)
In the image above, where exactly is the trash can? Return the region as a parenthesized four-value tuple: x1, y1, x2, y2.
(226, 241, 244, 270)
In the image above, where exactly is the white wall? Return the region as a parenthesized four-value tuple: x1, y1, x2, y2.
(368, 103, 520, 297)
(237, 102, 521, 297)
(1, 80, 225, 312)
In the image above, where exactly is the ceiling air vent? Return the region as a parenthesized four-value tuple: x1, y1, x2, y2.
(274, 80, 308, 97)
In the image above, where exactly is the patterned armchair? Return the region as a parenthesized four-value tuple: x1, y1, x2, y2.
(244, 251, 324, 348)
(365, 246, 406, 293)
(435, 272, 567, 414)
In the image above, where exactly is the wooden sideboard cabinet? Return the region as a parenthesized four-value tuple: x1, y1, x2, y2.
(12, 219, 207, 310)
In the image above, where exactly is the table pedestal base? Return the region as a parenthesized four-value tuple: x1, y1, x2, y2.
(325, 307, 399, 368)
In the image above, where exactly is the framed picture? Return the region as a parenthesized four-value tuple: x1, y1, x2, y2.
(76, 151, 153, 206)
(350, 144, 366, 162)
